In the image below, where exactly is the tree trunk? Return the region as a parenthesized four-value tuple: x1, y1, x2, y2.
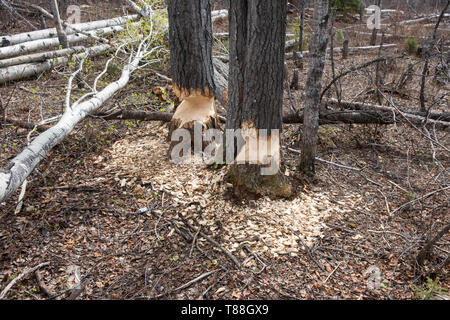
(0, 45, 86, 68)
(167, 0, 217, 153)
(49, 0, 68, 49)
(225, 0, 292, 199)
(300, 0, 329, 175)
(360, 0, 365, 22)
(299, 0, 305, 53)
(370, 0, 382, 46)
(342, 38, 349, 59)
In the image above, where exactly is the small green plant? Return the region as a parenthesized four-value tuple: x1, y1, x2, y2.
(106, 62, 121, 76)
(405, 37, 418, 55)
(288, 19, 309, 52)
(335, 29, 345, 44)
(330, 0, 361, 14)
(406, 191, 415, 202)
(414, 277, 448, 300)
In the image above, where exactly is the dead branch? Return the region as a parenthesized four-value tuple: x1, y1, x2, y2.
(35, 269, 55, 297)
(417, 223, 450, 267)
(177, 211, 241, 269)
(0, 262, 50, 299)
(155, 270, 219, 298)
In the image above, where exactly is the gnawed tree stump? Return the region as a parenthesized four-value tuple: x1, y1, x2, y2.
(226, 0, 292, 199)
(166, 0, 218, 155)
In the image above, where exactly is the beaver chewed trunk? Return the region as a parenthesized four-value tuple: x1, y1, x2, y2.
(166, 0, 218, 154)
(225, 0, 292, 199)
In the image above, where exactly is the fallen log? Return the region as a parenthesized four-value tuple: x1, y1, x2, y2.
(326, 99, 450, 129)
(91, 108, 398, 125)
(0, 44, 111, 84)
(1, 15, 137, 47)
(0, 46, 86, 68)
(2, 117, 49, 132)
(0, 44, 147, 202)
(0, 25, 123, 59)
(286, 44, 397, 59)
(399, 14, 450, 25)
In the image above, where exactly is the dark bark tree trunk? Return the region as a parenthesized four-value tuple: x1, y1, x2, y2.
(225, 0, 292, 199)
(342, 38, 349, 59)
(370, 0, 382, 46)
(299, 0, 329, 175)
(360, 0, 365, 21)
(419, 0, 449, 113)
(49, 0, 68, 49)
(299, 0, 305, 53)
(167, 0, 217, 151)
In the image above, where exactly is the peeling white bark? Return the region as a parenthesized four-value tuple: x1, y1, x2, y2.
(0, 25, 124, 59)
(1, 15, 137, 46)
(0, 47, 144, 202)
(0, 172, 9, 201)
(0, 45, 110, 84)
(0, 46, 85, 68)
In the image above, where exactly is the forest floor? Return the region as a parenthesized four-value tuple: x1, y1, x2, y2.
(0, 3, 449, 300)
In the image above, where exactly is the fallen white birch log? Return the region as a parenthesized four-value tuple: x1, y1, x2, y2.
(0, 46, 86, 68)
(1, 15, 137, 47)
(0, 45, 111, 84)
(0, 25, 124, 59)
(212, 9, 228, 23)
(399, 13, 450, 25)
(0, 45, 146, 203)
(285, 44, 397, 59)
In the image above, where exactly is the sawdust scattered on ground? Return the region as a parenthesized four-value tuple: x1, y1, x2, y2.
(98, 122, 362, 258)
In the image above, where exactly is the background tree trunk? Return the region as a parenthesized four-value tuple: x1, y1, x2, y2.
(49, 0, 68, 49)
(300, 0, 329, 175)
(370, 0, 382, 46)
(226, 0, 292, 199)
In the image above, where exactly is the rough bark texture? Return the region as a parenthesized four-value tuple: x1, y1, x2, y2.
(49, 0, 68, 49)
(226, 0, 292, 199)
(167, 0, 215, 98)
(342, 39, 349, 59)
(370, 0, 382, 46)
(299, 0, 305, 53)
(167, 0, 218, 151)
(300, 0, 329, 175)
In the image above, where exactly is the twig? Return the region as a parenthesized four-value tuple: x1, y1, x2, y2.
(287, 147, 361, 171)
(35, 270, 55, 297)
(417, 223, 450, 266)
(390, 186, 450, 215)
(323, 261, 342, 284)
(155, 270, 219, 298)
(177, 212, 241, 269)
(0, 262, 49, 299)
(297, 236, 325, 271)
